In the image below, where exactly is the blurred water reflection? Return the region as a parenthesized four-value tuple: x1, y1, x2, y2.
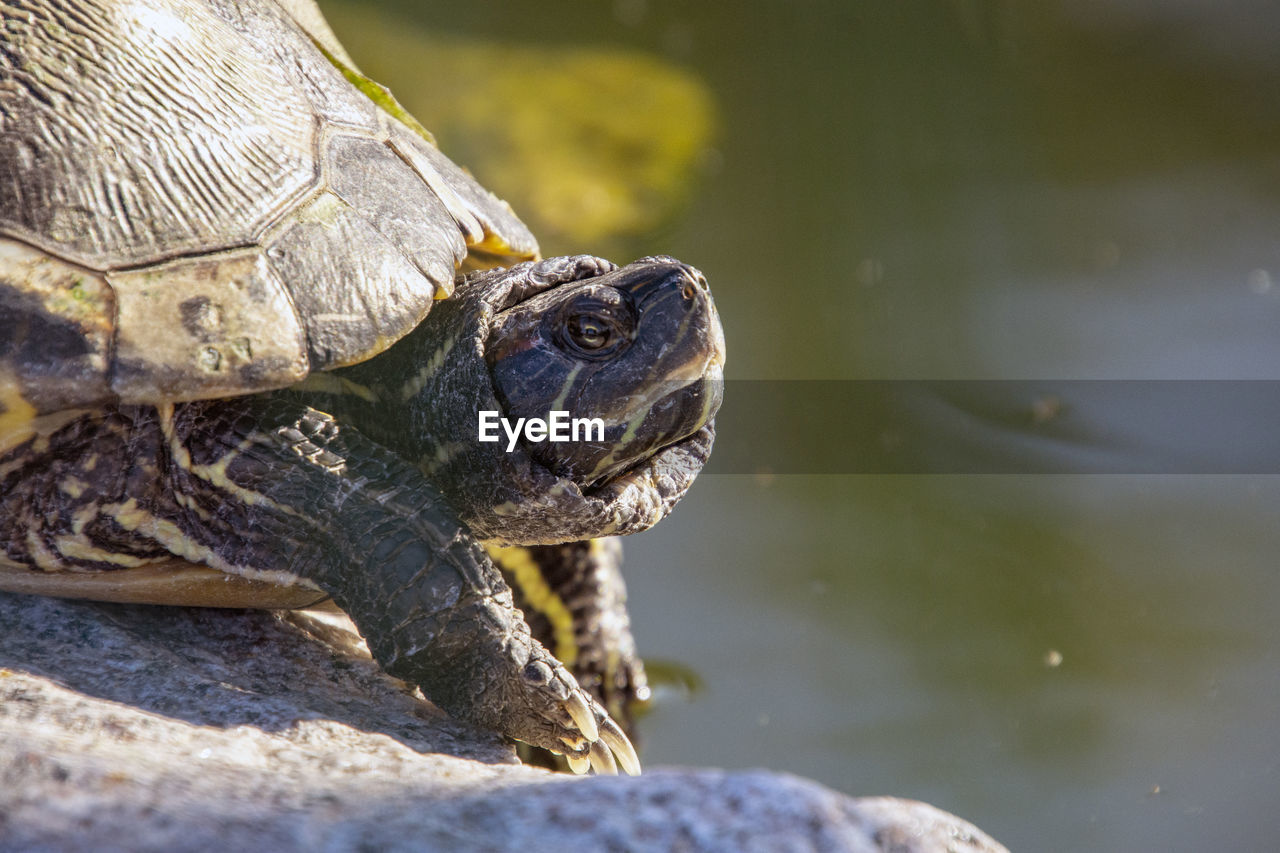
(322, 2, 1280, 848)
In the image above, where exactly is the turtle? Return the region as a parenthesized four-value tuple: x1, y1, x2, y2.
(0, 0, 725, 775)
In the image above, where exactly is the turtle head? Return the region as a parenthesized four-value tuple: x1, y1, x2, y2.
(485, 257, 724, 485)
(405, 255, 724, 545)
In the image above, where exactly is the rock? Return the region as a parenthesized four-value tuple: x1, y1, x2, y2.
(0, 592, 1007, 852)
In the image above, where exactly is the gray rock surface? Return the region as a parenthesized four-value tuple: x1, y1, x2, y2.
(0, 591, 1007, 852)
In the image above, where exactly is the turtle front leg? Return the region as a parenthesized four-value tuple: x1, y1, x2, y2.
(489, 538, 649, 731)
(158, 399, 638, 774)
(488, 538, 650, 772)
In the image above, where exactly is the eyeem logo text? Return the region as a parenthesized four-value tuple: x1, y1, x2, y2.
(478, 410, 605, 452)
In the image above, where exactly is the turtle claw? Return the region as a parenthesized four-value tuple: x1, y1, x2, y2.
(599, 715, 642, 776)
(588, 740, 618, 775)
(563, 691, 599, 743)
(546, 678, 641, 776)
(495, 642, 639, 775)
(557, 695, 641, 777)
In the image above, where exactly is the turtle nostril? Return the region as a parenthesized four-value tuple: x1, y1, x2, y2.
(681, 282, 696, 300)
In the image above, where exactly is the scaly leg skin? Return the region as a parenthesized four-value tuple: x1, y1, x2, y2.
(0, 399, 637, 774)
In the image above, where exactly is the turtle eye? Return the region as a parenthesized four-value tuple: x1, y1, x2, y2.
(556, 294, 633, 358)
(568, 314, 613, 350)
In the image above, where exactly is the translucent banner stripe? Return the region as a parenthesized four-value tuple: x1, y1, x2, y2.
(702, 380, 1280, 474)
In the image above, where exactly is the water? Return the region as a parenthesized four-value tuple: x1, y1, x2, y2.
(322, 2, 1280, 848)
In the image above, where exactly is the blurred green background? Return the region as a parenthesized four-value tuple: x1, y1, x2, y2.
(320, 1, 1280, 849)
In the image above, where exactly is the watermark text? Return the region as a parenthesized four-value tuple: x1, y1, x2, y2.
(478, 410, 605, 452)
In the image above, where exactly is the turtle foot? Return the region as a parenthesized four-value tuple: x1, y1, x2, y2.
(518, 656, 641, 776)
(383, 615, 641, 775)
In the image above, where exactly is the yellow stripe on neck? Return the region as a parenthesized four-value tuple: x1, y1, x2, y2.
(486, 544, 578, 666)
(292, 373, 380, 403)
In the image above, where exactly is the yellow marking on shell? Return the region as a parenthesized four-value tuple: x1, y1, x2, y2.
(487, 544, 578, 667)
(292, 373, 380, 403)
(54, 537, 157, 568)
(296, 191, 347, 226)
(83, 454, 100, 472)
(0, 378, 38, 455)
(400, 333, 460, 401)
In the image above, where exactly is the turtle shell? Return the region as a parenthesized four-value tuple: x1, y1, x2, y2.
(0, 0, 537, 420)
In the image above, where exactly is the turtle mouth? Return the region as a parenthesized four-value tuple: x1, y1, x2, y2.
(575, 365, 723, 491)
(580, 420, 717, 501)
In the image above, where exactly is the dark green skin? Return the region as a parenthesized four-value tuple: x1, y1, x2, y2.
(0, 256, 721, 757)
